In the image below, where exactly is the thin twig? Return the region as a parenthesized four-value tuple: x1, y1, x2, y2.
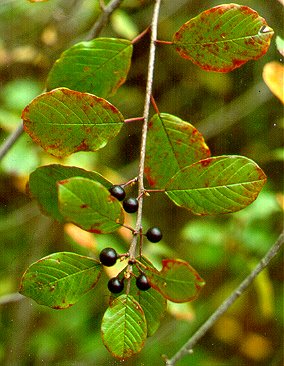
(86, 0, 124, 41)
(196, 81, 271, 140)
(132, 26, 150, 45)
(165, 230, 284, 366)
(124, 117, 144, 123)
(0, 124, 24, 161)
(0, 292, 24, 306)
(128, 0, 162, 261)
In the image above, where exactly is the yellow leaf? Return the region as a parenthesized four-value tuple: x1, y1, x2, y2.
(240, 333, 273, 361)
(263, 62, 284, 104)
(64, 223, 97, 251)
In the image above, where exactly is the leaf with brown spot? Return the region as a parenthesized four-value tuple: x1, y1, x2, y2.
(46, 38, 133, 98)
(22, 88, 124, 157)
(165, 155, 267, 215)
(19, 252, 102, 309)
(101, 294, 147, 359)
(28, 164, 112, 222)
(145, 113, 210, 188)
(58, 177, 124, 233)
(143, 259, 205, 303)
(173, 4, 274, 72)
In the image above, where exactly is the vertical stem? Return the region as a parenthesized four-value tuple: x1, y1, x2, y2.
(128, 0, 162, 260)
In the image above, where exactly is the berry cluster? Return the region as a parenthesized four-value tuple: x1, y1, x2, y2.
(109, 185, 139, 213)
(99, 247, 152, 294)
(105, 184, 163, 294)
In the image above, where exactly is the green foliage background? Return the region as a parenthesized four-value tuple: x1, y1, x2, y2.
(0, 0, 283, 365)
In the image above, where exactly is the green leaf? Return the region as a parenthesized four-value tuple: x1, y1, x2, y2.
(101, 294, 147, 359)
(46, 38, 133, 98)
(130, 257, 167, 337)
(144, 259, 205, 303)
(58, 177, 124, 233)
(28, 164, 112, 222)
(22, 87, 124, 157)
(145, 113, 210, 188)
(173, 4, 274, 72)
(165, 155, 267, 215)
(19, 252, 102, 309)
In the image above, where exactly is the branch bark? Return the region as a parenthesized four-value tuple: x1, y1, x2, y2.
(0, 124, 24, 161)
(165, 230, 284, 365)
(86, 0, 124, 40)
(128, 0, 162, 261)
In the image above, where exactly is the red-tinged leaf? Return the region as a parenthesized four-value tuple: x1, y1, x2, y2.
(22, 88, 124, 157)
(19, 252, 102, 309)
(165, 155, 267, 215)
(173, 4, 274, 72)
(46, 38, 133, 98)
(145, 113, 210, 188)
(101, 294, 147, 359)
(28, 164, 112, 222)
(144, 259, 205, 303)
(58, 177, 124, 234)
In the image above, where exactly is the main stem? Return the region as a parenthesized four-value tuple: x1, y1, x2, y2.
(128, 0, 162, 260)
(165, 230, 284, 365)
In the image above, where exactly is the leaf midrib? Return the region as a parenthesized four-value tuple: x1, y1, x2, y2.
(167, 179, 265, 191)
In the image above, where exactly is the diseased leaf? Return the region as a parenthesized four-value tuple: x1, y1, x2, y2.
(165, 156, 267, 215)
(58, 177, 124, 233)
(19, 252, 102, 309)
(28, 164, 111, 222)
(144, 259, 205, 303)
(145, 113, 210, 188)
(101, 294, 147, 359)
(173, 4, 274, 72)
(22, 87, 124, 157)
(46, 38, 133, 98)
(263, 62, 284, 104)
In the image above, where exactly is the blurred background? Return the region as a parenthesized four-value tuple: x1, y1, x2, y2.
(0, 0, 283, 365)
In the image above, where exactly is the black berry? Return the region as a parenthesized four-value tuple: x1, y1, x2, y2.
(146, 227, 163, 243)
(136, 274, 151, 291)
(123, 197, 139, 213)
(108, 277, 124, 293)
(109, 185, 126, 201)
(99, 247, 118, 267)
